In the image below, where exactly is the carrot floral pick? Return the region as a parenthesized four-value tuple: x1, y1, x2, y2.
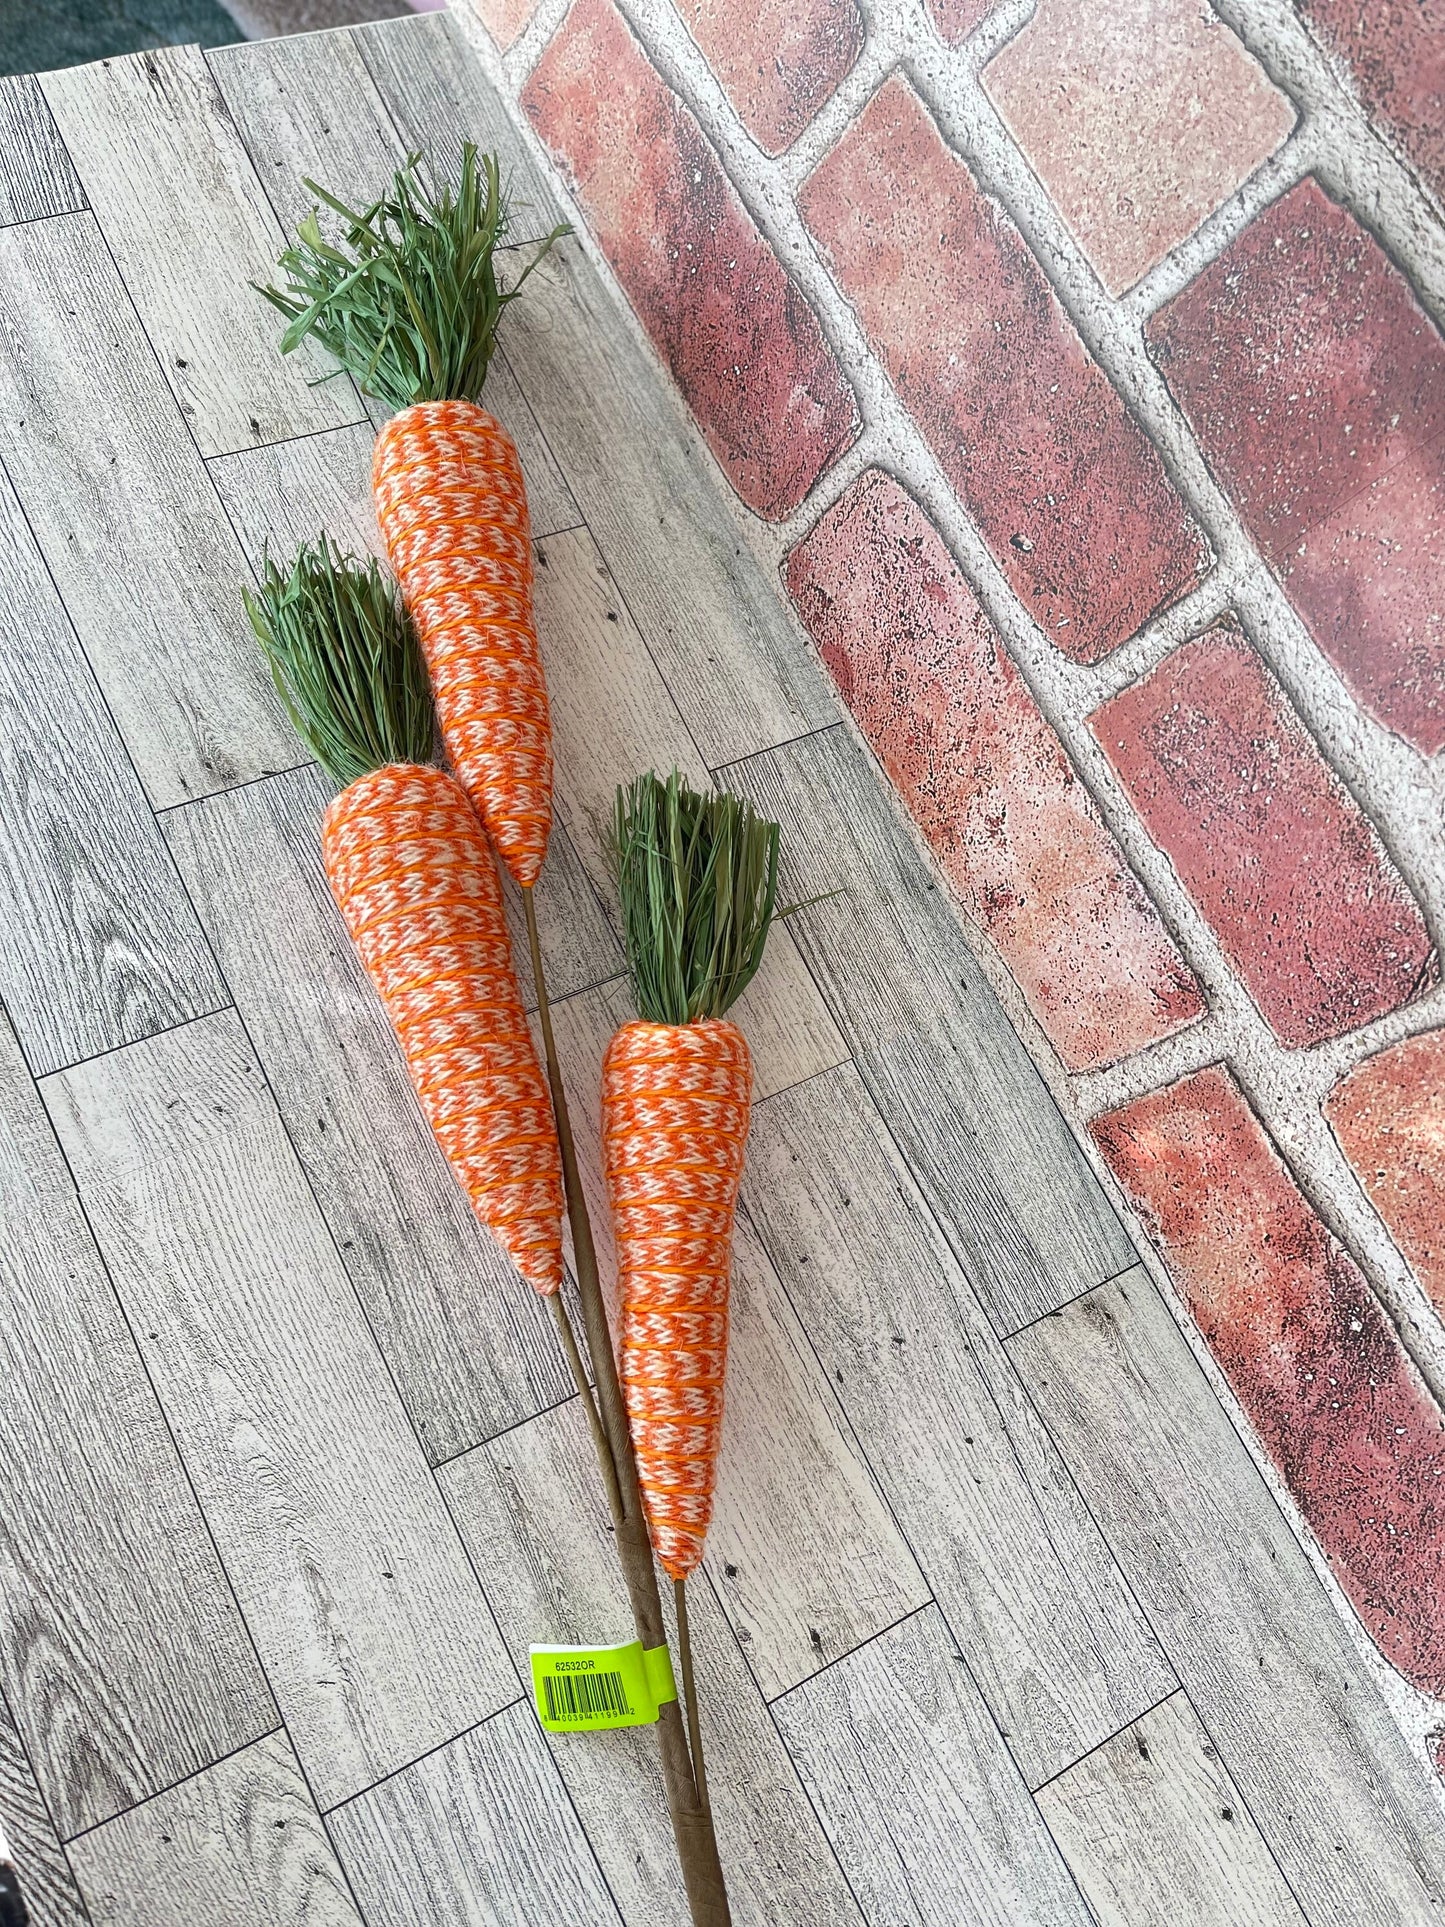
(240, 539, 617, 1413)
(605, 771, 780, 1813)
(262, 172, 732, 1923)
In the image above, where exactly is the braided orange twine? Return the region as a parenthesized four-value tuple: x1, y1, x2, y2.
(602, 1017, 753, 1581)
(373, 400, 552, 890)
(323, 761, 563, 1294)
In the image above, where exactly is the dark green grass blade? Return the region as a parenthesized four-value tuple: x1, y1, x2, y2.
(243, 536, 435, 788)
(258, 143, 570, 410)
(610, 771, 781, 1026)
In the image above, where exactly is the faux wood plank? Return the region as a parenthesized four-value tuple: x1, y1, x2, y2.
(0, 1700, 88, 1927)
(0, 1014, 273, 1839)
(164, 765, 580, 1464)
(0, 214, 296, 807)
(0, 76, 85, 226)
(728, 727, 1136, 1330)
(0, 466, 226, 1077)
(42, 48, 363, 458)
(1010, 1271, 1445, 1924)
(544, 979, 928, 1699)
(67, 1734, 359, 1927)
(1035, 1693, 1307, 1927)
(207, 31, 404, 238)
(439, 1402, 865, 1927)
(504, 242, 840, 767)
(327, 1702, 620, 1927)
(533, 525, 848, 1100)
(774, 1609, 1090, 1927)
(356, 11, 564, 246)
(44, 1011, 518, 1811)
(745, 1061, 1173, 1785)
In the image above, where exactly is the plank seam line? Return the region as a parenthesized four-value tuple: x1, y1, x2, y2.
(766, 1599, 936, 1709)
(998, 1261, 1152, 1344)
(33, 1001, 239, 1087)
(153, 761, 318, 817)
(1025, 1685, 1182, 1799)
(202, 412, 373, 469)
(316, 1692, 527, 1819)
(58, 1726, 287, 1849)
(429, 1386, 581, 1474)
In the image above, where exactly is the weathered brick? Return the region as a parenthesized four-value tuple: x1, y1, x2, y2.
(983, 0, 1294, 296)
(473, 0, 539, 53)
(1094, 1064, 1445, 1695)
(1149, 178, 1445, 752)
(921, 0, 993, 44)
(786, 469, 1204, 1070)
(524, 0, 859, 520)
(1091, 622, 1433, 1047)
(800, 77, 1206, 664)
(1297, 0, 1445, 208)
(1326, 1031, 1445, 1320)
(677, 0, 864, 156)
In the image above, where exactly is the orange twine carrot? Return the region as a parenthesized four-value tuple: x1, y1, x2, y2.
(324, 760, 563, 1294)
(603, 1017, 753, 1581)
(373, 401, 552, 890)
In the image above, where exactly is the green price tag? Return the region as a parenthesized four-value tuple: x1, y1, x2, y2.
(530, 1639, 677, 1733)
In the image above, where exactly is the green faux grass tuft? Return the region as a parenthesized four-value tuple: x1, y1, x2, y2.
(259, 143, 569, 411)
(243, 536, 435, 788)
(610, 771, 781, 1027)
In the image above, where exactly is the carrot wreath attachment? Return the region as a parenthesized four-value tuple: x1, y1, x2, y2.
(605, 771, 780, 1804)
(261, 145, 566, 889)
(243, 538, 565, 1295)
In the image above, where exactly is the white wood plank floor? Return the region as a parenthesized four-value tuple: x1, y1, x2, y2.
(0, 15, 1442, 1925)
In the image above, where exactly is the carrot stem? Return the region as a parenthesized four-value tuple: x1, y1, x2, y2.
(522, 886, 731, 1926)
(675, 1576, 710, 1818)
(545, 1292, 620, 1526)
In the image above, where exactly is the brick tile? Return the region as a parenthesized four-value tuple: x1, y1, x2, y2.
(523, 0, 859, 520)
(920, 0, 993, 45)
(473, 0, 539, 53)
(1297, 0, 1445, 207)
(1278, 439, 1445, 756)
(1149, 178, 1445, 751)
(1325, 1030, 1445, 1320)
(800, 77, 1207, 663)
(677, 0, 864, 155)
(983, 0, 1294, 296)
(786, 469, 1204, 1070)
(1094, 1064, 1445, 1695)
(1090, 622, 1433, 1047)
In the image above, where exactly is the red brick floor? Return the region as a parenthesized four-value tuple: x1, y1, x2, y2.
(477, 0, 1445, 1715)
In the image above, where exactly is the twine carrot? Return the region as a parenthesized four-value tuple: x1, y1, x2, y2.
(244, 538, 563, 1294)
(604, 771, 780, 1805)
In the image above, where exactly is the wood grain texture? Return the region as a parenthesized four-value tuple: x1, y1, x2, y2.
(42, 48, 363, 458)
(0, 214, 296, 807)
(532, 526, 848, 1100)
(1035, 1693, 1307, 1927)
(503, 242, 840, 768)
(44, 1011, 518, 1811)
(0, 467, 226, 1077)
(439, 1401, 865, 1927)
(727, 727, 1136, 1330)
(544, 978, 928, 1699)
(775, 1608, 1090, 1926)
(68, 1734, 360, 1927)
(0, 76, 85, 226)
(0, 1014, 273, 1840)
(327, 1701, 621, 1927)
(0, 1699, 89, 1927)
(164, 765, 580, 1464)
(207, 30, 405, 239)
(1010, 1271, 1445, 1924)
(356, 11, 564, 246)
(745, 1061, 1173, 1785)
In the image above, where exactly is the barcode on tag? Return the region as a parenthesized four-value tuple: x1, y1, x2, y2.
(541, 1668, 631, 1725)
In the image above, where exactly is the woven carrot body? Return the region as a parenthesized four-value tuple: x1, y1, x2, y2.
(373, 401, 551, 890)
(603, 1017, 753, 1580)
(324, 760, 563, 1293)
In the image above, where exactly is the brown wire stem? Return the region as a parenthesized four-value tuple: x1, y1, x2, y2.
(675, 1576, 710, 1817)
